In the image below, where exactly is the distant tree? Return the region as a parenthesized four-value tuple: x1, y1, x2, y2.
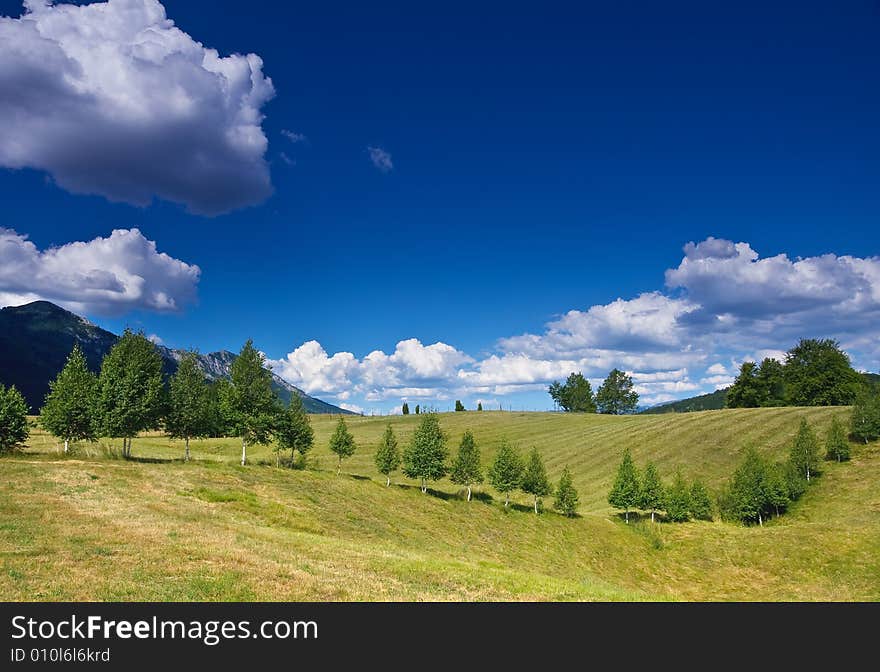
(374, 424, 401, 486)
(553, 467, 579, 517)
(0, 384, 29, 454)
(790, 418, 820, 482)
(488, 439, 523, 507)
(824, 416, 850, 462)
(756, 358, 786, 406)
(402, 414, 447, 492)
(608, 448, 640, 523)
(454, 400, 465, 412)
(548, 372, 596, 413)
(664, 470, 692, 523)
(521, 448, 551, 514)
(784, 338, 863, 406)
(850, 390, 880, 444)
(328, 417, 356, 475)
(165, 351, 212, 462)
(40, 344, 98, 454)
(275, 394, 314, 467)
(726, 362, 763, 408)
(477, 402, 483, 412)
(414, 404, 420, 415)
(730, 447, 769, 526)
(639, 462, 664, 522)
(596, 369, 639, 415)
(449, 430, 483, 501)
(689, 480, 713, 521)
(401, 402, 410, 416)
(95, 329, 164, 458)
(221, 339, 280, 466)
(764, 462, 791, 518)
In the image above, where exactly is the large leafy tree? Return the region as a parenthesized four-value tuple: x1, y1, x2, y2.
(726, 362, 764, 408)
(328, 417, 356, 475)
(95, 329, 164, 459)
(275, 394, 314, 467)
(402, 414, 447, 492)
(40, 344, 98, 454)
(639, 462, 664, 522)
(790, 417, 820, 482)
(730, 447, 769, 526)
(488, 439, 523, 507)
(0, 384, 29, 454)
(783, 338, 863, 406)
(449, 429, 483, 501)
(824, 416, 850, 462)
(756, 358, 786, 406)
(521, 448, 551, 514)
(548, 372, 596, 413)
(165, 351, 212, 462)
(664, 470, 692, 523)
(374, 424, 401, 486)
(221, 339, 280, 466)
(850, 390, 880, 444)
(553, 467, 579, 517)
(608, 448, 640, 523)
(596, 369, 639, 415)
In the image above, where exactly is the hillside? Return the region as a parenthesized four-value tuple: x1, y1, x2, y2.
(2, 407, 877, 601)
(0, 301, 351, 415)
(641, 388, 729, 414)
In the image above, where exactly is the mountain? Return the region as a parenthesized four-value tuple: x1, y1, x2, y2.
(0, 301, 353, 415)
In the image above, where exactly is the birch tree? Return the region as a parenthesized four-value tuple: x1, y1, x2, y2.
(40, 344, 97, 454)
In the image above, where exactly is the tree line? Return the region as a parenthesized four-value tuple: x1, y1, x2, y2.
(548, 368, 639, 414)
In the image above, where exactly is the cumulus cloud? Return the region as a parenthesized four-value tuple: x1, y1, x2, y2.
(0, 227, 199, 315)
(367, 146, 393, 172)
(0, 0, 275, 215)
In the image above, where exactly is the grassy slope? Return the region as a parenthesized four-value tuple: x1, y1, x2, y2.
(1, 408, 878, 601)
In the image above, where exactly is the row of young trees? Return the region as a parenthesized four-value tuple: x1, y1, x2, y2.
(402, 401, 485, 415)
(549, 369, 639, 414)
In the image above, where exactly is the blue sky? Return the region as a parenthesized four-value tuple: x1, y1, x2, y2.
(1, 0, 878, 413)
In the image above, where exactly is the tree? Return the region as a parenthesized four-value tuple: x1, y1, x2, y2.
(402, 414, 447, 492)
(790, 417, 820, 482)
(374, 424, 401, 486)
(488, 439, 523, 507)
(328, 417, 356, 475)
(0, 384, 29, 454)
(40, 344, 97, 454)
(726, 362, 763, 408)
(221, 339, 280, 466)
(414, 404, 420, 415)
(548, 372, 596, 413)
(401, 402, 409, 415)
(275, 394, 314, 467)
(454, 400, 465, 412)
(664, 470, 692, 523)
(850, 390, 880, 444)
(756, 358, 786, 406)
(596, 369, 639, 415)
(783, 459, 807, 502)
(730, 447, 769, 526)
(639, 462, 664, 522)
(95, 329, 164, 459)
(783, 338, 863, 406)
(608, 448, 640, 523)
(449, 430, 483, 500)
(764, 462, 791, 518)
(553, 467, 579, 517)
(824, 416, 850, 463)
(689, 480, 713, 521)
(521, 448, 551, 513)
(477, 402, 483, 412)
(165, 351, 211, 462)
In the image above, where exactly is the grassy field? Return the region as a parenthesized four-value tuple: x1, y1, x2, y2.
(1, 407, 878, 601)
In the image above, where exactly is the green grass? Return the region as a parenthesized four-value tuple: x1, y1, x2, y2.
(1, 407, 877, 601)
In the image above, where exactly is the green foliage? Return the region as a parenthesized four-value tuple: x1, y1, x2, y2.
(0, 384, 29, 453)
(275, 394, 314, 465)
(689, 480, 713, 521)
(548, 372, 596, 413)
(40, 344, 98, 450)
(401, 402, 409, 415)
(374, 424, 401, 485)
(414, 405, 420, 415)
(477, 402, 483, 412)
(756, 358, 786, 406)
(764, 462, 791, 517)
(638, 462, 664, 519)
(608, 448, 640, 521)
(783, 338, 863, 406)
(402, 414, 447, 492)
(850, 390, 880, 444)
(729, 447, 769, 525)
(783, 459, 807, 501)
(596, 368, 639, 415)
(454, 400, 465, 412)
(521, 448, 551, 513)
(488, 439, 523, 506)
(328, 417, 356, 472)
(726, 361, 763, 408)
(824, 416, 850, 462)
(95, 329, 164, 457)
(553, 467, 579, 517)
(165, 351, 212, 459)
(664, 470, 691, 522)
(449, 430, 483, 499)
(790, 417, 820, 482)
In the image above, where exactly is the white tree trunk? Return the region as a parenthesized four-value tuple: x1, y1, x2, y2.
(467, 485, 472, 501)
(505, 492, 509, 507)
(534, 495, 539, 514)
(625, 510, 629, 523)
(386, 475, 391, 487)
(806, 467, 810, 482)
(63, 439, 69, 455)
(651, 510, 655, 523)
(185, 437, 190, 463)
(241, 439, 247, 466)
(758, 513, 763, 527)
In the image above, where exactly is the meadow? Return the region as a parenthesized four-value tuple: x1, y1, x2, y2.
(1, 407, 877, 601)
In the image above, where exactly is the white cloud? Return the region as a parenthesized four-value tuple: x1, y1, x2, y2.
(0, 0, 275, 215)
(0, 227, 200, 315)
(281, 130, 307, 144)
(367, 146, 393, 172)
(338, 403, 363, 414)
(705, 362, 729, 376)
(146, 333, 164, 345)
